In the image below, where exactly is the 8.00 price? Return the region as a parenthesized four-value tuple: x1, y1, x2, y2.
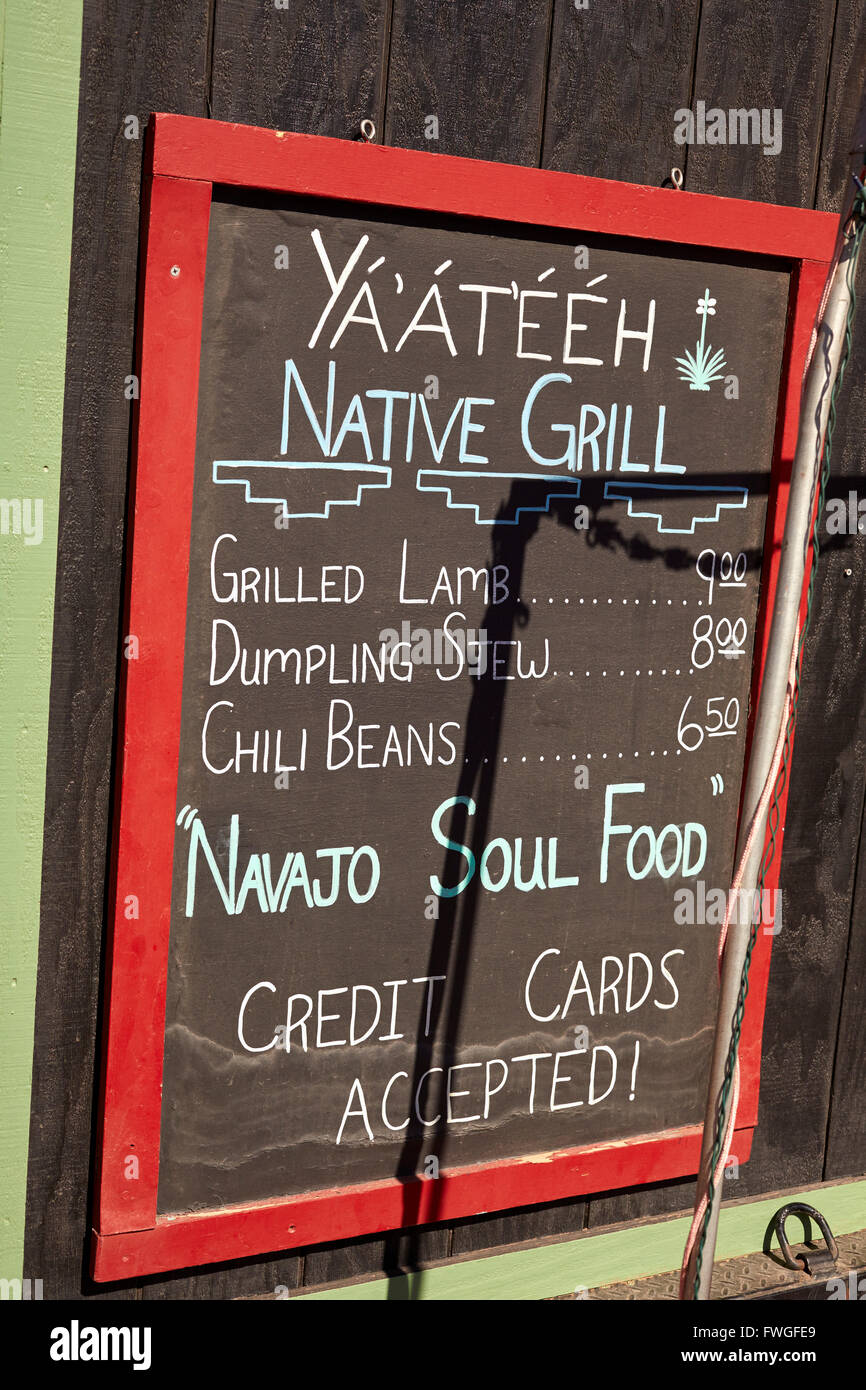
(691, 614, 748, 668)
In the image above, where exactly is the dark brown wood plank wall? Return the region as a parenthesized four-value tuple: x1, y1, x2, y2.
(684, 0, 838, 205)
(209, 0, 391, 137)
(816, 0, 866, 211)
(24, 0, 866, 1298)
(384, 0, 552, 163)
(542, 0, 703, 185)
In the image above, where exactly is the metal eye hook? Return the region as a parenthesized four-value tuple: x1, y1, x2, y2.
(359, 119, 376, 144)
(669, 167, 684, 191)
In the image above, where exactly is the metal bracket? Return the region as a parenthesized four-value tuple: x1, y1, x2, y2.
(771, 1202, 840, 1277)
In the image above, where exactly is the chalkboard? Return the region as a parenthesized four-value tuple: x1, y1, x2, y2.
(153, 187, 790, 1215)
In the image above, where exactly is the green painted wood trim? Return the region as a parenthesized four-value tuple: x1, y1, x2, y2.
(295, 1180, 866, 1300)
(0, 0, 83, 1290)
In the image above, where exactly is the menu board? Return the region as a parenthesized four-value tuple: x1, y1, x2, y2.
(155, 191, 789, 1213)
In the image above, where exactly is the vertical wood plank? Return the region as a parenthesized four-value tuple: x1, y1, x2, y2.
(384, 0, 553, 164)
(825, 839, 866, 1180)
(210, 0, 390, 139)
(685, 0, 837, 205)
(542, 0, 701, 185)
(815, 0, 866, 212)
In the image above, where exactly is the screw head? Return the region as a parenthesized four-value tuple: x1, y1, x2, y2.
(170, 264, 181, 278)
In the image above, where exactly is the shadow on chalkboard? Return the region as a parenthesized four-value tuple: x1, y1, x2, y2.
(380, 472, 771, 1296)
(381, 481, 539, 1295)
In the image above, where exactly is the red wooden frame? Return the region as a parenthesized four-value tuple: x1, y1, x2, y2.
(90, 113, 837, 1282)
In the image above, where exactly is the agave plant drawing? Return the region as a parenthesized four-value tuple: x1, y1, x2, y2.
(675, 289, 727, 391)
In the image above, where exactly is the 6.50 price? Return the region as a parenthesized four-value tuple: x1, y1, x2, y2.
(677, 695, 741, 752)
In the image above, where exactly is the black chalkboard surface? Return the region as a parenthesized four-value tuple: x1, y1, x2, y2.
(156, 190, 789, 1214)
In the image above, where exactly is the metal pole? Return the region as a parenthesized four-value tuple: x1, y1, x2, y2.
(685, 101, 866, 1302)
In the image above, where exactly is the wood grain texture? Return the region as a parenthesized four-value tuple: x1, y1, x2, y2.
(825, 822, 866, 1180)
(685, 0, 837, 205)
(820, 913, 866, 1180)
(586, 1176, 696, 1230)
(815, 0, 866, 211)
(384, 0, 553, 164)
(138, 1254, 301, 1301)
(450, 1197, 586, 1259)
(542, 0, 701, 185)
(210, 0, 390, 138)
